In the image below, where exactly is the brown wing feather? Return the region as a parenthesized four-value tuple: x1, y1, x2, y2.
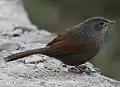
(47, 34, 64, 46)
(47, 26, 78, 46)
(50, 39, 87, 54)
(46, 26, 91, 55)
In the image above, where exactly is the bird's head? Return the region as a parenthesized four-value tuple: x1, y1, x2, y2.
(83, 17, 115, 34)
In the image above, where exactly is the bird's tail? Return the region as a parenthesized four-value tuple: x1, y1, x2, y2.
(4, 47, 50, 62)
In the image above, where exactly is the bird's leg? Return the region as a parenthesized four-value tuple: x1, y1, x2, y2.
(76, 65, 92, 75)
(68, 65, 93, 75)
(68, 65, 84, 74)
(77, 65, 101, 75)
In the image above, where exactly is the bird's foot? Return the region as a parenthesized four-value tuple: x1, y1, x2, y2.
(68, 65, 93, 75)
(68, 67, 83, 74)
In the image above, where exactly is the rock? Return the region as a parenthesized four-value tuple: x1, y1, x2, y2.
(0, 41, 20, 51)
(0, 0, 120, 87)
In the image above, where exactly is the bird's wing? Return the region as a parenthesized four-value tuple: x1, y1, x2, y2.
(47, 26, 79, 46)
(47, 30, 72, 46)
(46, 27, 90, 55)
(49, 39, 88, 54)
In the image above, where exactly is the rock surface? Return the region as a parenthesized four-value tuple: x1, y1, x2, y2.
(0, 0, 120, 87)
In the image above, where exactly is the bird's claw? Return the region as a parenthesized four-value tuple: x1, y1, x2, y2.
(68, 65, 95, 75)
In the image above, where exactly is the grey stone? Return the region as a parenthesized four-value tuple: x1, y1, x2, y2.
(0, 0, 120, 87)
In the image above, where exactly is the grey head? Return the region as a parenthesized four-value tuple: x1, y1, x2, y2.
(76, 17, 115, 43)
(81, 17, 115, 35)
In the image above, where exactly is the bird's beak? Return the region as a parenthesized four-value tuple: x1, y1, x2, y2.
(109, 20, 116, 24)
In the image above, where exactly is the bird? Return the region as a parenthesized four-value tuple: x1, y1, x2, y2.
(4, 17, 115, 73)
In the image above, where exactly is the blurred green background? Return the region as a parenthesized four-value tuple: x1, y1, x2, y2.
(23, 0, 120, 80)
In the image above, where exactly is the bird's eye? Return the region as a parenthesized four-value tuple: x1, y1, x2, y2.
(99, 22, 105, 26)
